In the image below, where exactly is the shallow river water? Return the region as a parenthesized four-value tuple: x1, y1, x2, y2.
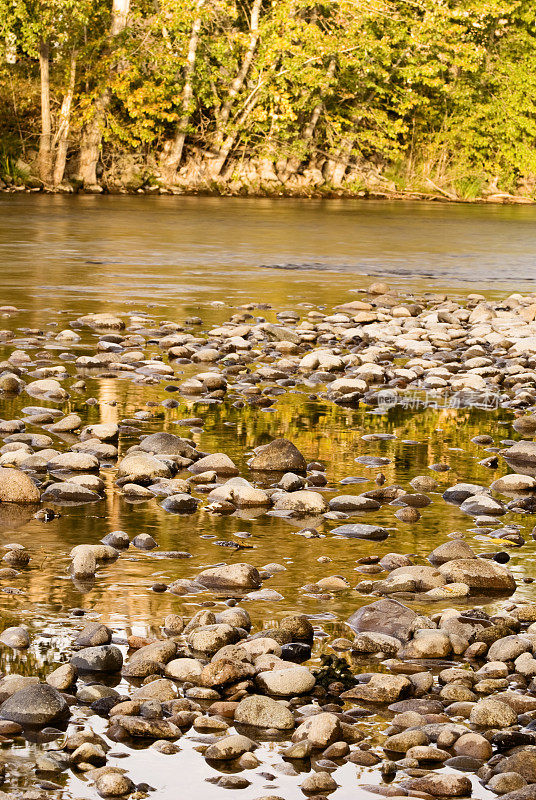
(1, 195, 536, 799)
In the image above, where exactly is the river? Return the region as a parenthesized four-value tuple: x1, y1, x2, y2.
(0, 195, 533, 799)
(2, 197, 536, 320)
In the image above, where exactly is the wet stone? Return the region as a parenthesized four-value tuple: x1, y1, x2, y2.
(0, 684, 69, 726)
(331, 523, 389, 540)
(70, 645, 123, 673)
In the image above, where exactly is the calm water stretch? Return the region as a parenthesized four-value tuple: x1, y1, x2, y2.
(0, 196, 536, 799)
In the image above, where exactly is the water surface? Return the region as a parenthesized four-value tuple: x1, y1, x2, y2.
(0, 195, 533, 799)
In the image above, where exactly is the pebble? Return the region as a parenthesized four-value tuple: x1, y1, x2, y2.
(4, 290, 536, 799)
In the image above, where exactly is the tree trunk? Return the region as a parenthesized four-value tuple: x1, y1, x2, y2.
(324, 136, 354, 186)
(110, 0, 130, 36)
(281, 57, 336, 181)
(5, 32, 17, 64)
(53, 51, 77, 187)
(37, 40, 53, 186)
(160, 0, 205, 185)
(207, 93, 261, 180)
(77, 93, 109, 187)
(207, 0, 262, 179)
(77, 0, 130, 188)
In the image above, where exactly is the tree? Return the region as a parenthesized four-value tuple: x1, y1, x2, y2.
(159, 0, 206, 185)
(0, 0, 91, 186)
(77, 0, 131, 189)
(1, 0, 536, 196)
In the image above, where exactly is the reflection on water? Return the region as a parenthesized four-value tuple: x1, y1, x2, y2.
(0, 195, 532, 798)
(0, 387, 527, 653)
(0, 386, 524, 798)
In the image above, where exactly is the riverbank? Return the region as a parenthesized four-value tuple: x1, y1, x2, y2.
(2, 155, 534, 204)
(3, 181, 534, 204)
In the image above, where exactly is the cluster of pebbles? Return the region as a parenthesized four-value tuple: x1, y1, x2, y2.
(2, 285, 536, 799)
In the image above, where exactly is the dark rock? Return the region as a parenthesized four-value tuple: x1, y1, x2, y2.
(444, 755, 483, 771)
(0, 684, 69, 725)
(138, 432, 197, 458)
(388, 698, 444, 714)
(442, 483, 490, 503)
(70, 645, 123, 673)
(347, 599, 419, 642)
(101, 531, 130, 548)
(331, 524, 389, 541)
(281, 643, 312, 663)
(249, 438, 307, 473)
(160, 493, 199, 513)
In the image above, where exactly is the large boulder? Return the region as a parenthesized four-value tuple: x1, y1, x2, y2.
(262, 323, 300, 344)
(70, 645, 123, 673)
(299, 349, 344, 372)
(513, 415, 536, 436)
(0, 372, 24, 392)
(188, 453, 239, 476)
(503, 440, 536, 467)
(82, 423, 119, 442)
(207, 478, 270, 508)
(204, 734, 257, 761)
(160, 493, 199, 513)
(328, 495, 380, 512)
(249, 439, 306, 473)
(495, 747, 536, 782)
(165, 658, 203, 682)
(401, 630, 452, 659)
(428, 540, 476, 565)
(138, 432, 197, 458)
(201, 658, 255, 688)
(384, 565, 445, 592)
(42, 482, 100, 503)
(492, 474, 536, 493)
(26, 379, 68, 401)
(77, 312, 125, 330)
(341, 673, 411, 703)
(438, 558, 516, 593)
(71, 439, 117, 460)
(487, 635, 531, 662)
(406, 774, 472, 797)
(0, 468, 40, 503)
(70, 545, 101, 577)
(48, 413, 82, 433)
(47, 453, 99, 472)
(256, 666, 315, 696)
(469, 697, 517, 727)
(0, 684, 69, 725)
(187, 624, 239, 655)
(234, 695, 294, 729)
(114, 715, 180, 739)
(347, 599, 419, 642)
(273, 490, 328, 514)
(0, 627, 30, 649)
(117, 453, 171, 483)
(459, 494, 506, 516)
(0, 675, 39, 703)
(442, 483, 490, 503)
(352, 632, 401, 656)
(327, 378, 368, 398)
(123, 640, 177, 678)
(293, 713, 341, 748)
(196, 563, 261, 591)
